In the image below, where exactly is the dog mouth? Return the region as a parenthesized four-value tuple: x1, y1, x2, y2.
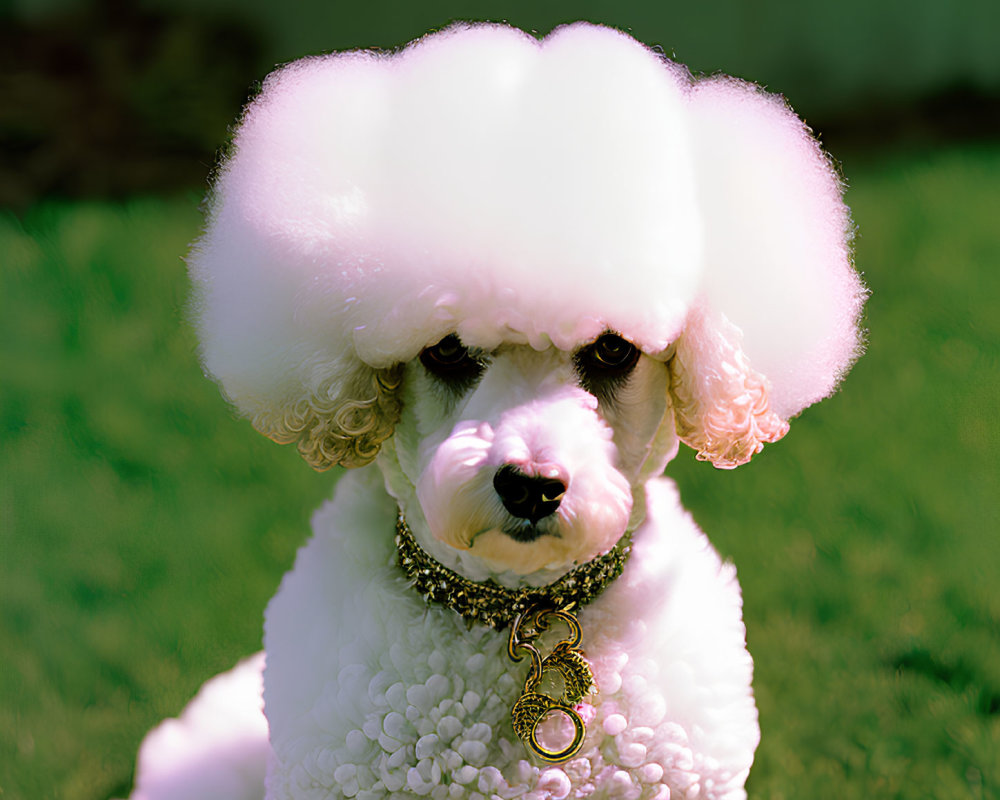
(501, 518, 558, 543)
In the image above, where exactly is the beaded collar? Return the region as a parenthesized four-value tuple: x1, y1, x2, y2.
(394, 512, 632, 630)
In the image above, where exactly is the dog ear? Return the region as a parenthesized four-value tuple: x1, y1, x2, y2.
(249, 362, 404, 471)
(669, 77, 866, 467)
(669, 307, 788, 469)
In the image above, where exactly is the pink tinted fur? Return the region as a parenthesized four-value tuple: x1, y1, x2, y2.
(689, 78, 866, 420)
(189, 22, 865, 464)
(670, 307, 789, 469)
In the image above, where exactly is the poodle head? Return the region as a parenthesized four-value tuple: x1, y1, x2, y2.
(188, 23, 866, 579)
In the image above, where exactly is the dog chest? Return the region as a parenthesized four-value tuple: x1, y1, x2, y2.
(262, 473, 756, 799)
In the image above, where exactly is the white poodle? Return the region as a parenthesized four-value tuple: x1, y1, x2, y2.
(128, 22, 865, 800)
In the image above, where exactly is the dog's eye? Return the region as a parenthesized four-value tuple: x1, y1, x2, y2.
(590, 335, 639, 370)
(578, 333, 640, 374)
(420, 334, 484, 387)
(574, 333, 640, 400)
(422, 335, 467, 367)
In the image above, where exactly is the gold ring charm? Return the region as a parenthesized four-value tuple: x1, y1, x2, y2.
(507, 604, 596, 763)
(511, 692, 587, 763)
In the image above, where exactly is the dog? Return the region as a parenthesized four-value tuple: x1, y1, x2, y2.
(128, 22, 865, 800)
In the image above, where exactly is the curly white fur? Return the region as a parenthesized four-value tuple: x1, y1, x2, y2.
(128, 20, 866, 800)
(260, 470, 758, 800)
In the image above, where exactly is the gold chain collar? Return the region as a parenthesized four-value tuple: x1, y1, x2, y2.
(394, 513, 631, 630)
(394, 512, 632, 762)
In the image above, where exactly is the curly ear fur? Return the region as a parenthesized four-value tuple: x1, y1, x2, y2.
(669, 309, 789, 469)
(251, 364, 404, 471)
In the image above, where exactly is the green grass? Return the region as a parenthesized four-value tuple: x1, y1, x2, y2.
(1, 143, 998, 800)
(0, 199, 334, 799)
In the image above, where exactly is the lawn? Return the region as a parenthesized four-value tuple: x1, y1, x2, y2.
(1, 142, 997, 800)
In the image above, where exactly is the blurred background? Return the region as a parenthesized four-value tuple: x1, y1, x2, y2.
(1, 1, 997, 798)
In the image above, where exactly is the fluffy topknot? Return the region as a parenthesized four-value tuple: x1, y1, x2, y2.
(188, 21, 865, 469)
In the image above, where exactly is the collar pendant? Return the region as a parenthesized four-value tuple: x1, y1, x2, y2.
(394, 513, 631, 762)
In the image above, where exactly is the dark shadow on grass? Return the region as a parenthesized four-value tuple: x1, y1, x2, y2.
(891, 645, 1000, 718)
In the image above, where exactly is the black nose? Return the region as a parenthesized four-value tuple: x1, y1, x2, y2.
(493, 465, 567, 524)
